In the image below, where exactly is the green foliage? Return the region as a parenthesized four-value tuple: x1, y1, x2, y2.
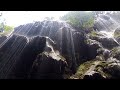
(114, 30, 120, 38)
(60, 11, 94, 29)
(111, 47, 120, 57)
(90, 31, 98, 36)
(0, 25, 14, 35)
(70, 60, 112, 79)
(0, 13, 14, 36)
(70, 60, 97, 79)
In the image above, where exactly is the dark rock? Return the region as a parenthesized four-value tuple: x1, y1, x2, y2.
(103, 49, 110, 60)
(99, 38, 119, 49)
(2, 36, 46, 79)
(0, 34, 28, 79)
(89, 32, 119, 49)
(103, 64, 120, 79)
(0, 35, 7, 45)
(0, 19, 119, 79)
(114, 27, 120, 43)
(93, 14, 118, 31)
(5, 35, 67, 79)
(73, 32, 88, 62)
(55, 27, 77, 73)
(83, 71, 105, 79)
(30, 53, 67, 79)
(0, 35, 27, 62)
(110, 47, 120, 60)
(86, 39, 103, 60)
(13, 20, 66, 40)
(29, 37, 67, 79)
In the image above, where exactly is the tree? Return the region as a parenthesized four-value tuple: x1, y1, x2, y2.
(0, 12, 14, 35)
(60, 11, 94, 30)
(0, 13, 5, 32)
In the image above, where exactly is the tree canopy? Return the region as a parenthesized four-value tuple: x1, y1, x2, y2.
(60, 11, 94, 29)
(0, 13, 14, 36)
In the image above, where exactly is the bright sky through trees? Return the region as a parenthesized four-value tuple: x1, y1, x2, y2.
(0, 11, 69, 27)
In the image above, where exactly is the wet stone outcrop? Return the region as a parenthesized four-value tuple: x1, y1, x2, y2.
(73, 32, 88, 62)
(29, 37, 67, 79)
(7, 36, 47, 79)
(110, 47, 120, 60)
(83, 71, 105, 79)
(0, 35, 28, 79)
(0, 18, 120, 79)
(103, 64, 120, 79)
(30, 53, 67, 79)
(71, 58, 120, 79)
(0, 33, 68, 79)
(93, 14, 119, 31)
(0, 35, 48, 79)
(13, 20, 67, 40)
(0, 35, 7, 45)
(85, 39, 103, 60)
(89, 31, 119, 49)
(114, 27, 120, 43)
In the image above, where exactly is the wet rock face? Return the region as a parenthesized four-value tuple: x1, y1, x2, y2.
(86, 39, 102, 60)
(73, 32, 88, 62)
(0, 35, 7, 45)
(0, 33, 67, 79)
(13, 21, 66, 39)
(0, 35, 28, 79)
(103, 65, 120, 79)
(83, 71, 105, 79)
(0, 35, 28, 61)
(0, 19, 120, 79)
(30, 53, 67, 79)
(99, 38, 119, 49)
(94, 14, 119, 31)
(89, 32, 119, 49)
(110, 47, 120, 60)
(55, 27, 71, 55)
(77, 59, 120, 79)
(103, 49, 110, 60)
(7, 36, 46, 79)
(54, 27, 78, 73)
(0, 35, 47, 79)
(73, 32, 86, 52)
(72, 32, 102, 63)
(0, 20, 78, 79)
(114, 27, 120, 43)
(29, 36, 67, 79)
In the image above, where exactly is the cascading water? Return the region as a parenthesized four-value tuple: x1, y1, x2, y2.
(0, 12, 120, 79)
(0, 19, 79, 79)
(95, 13, 120, 46)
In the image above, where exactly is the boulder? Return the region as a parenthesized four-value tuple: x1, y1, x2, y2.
(89, 31, 119, 49)
(29, 37, 67, 79)
(110, 47, 120, 60)
(73, 32, 88, 62)
(0, 34, 29, 79)
(30, 53, 67, 79)
(83, 71, 105, 79)
(0, 35, 47, 79)
(103, 64, 120, 79)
